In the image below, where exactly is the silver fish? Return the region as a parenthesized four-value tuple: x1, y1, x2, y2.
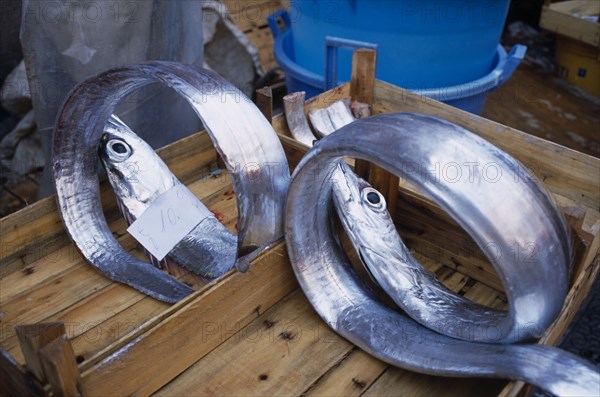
(308, 107, 335, 138)
(99, 115, 237, 279)
(285, 113, 598, 395)
(308, 98, 356, 138)
(332, 160, 507, 342)
(283, 91, 318, 147)
(53, 62, 290, 303)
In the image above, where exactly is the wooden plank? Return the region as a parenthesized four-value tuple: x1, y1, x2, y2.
(463, 283, 508, 311)
(303, 348, 388, 397)
(0, 350, 48, 397)
(14, 322, 66, 382)
(38, 335, 83, 397)
(1, 266, 113, 343)
(540, 1, 600, 47)
(363, 366, 506, 397)
(372, 80, 600, 210)
(80, 243, 297, 396)
(246, 26, 277, 70)
(349, 49, 400, 220)
(350, 49, 377, 105)
(70, 295, 169, 369)
(222, 1, 283, 33)
(256, 86, 273, 122)
(350, 49, 372, 183)
(155, 289, 352, 396)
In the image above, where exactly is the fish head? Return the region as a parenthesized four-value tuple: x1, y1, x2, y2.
(99, 116, 175, 216)
(331, 162, 399, 272)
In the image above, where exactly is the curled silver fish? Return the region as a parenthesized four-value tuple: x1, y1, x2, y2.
(99, 115, 237, 279)
(53, 62, 290, 303)
(285, 113, 598, 395)
(332, 161, 509, 342)
(315, 113, 570, 343)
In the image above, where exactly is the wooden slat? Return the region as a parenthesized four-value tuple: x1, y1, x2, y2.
(80, 243, 297, 396)
(256, 86, 273, 122)
(0, 350, 48, 397)
(363, 366, 506, 397)
(222, 0, 283, 34)
(38, 335, 83, 397)
(349, 49, 400, 221)
(155, 289, 352, 396)
(540, 1, 600, 47)
(246, 26, 277, 70)
(14, 323, 66, 382)
(302, 348, 388, 397)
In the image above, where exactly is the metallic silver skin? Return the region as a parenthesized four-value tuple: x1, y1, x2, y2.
(53, 62, 290, 303)
(332, 161, 508, 342)
(326, 98, 355, 130)
(308, 107, 335, 138)
(283, 91, 318, 146)
(304, 113, 570, 344)
(285, 113, 598, 395)
(99, 115, 237, 279)
(308, 99, 355, 138)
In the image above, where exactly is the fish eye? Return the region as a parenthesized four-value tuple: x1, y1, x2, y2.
(111, 142, 127, 154)
(106, 139, 132, 161)
(361, 188, 386, 210)
(366, 192, 380, 204)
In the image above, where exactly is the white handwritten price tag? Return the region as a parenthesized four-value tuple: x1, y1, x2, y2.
(128, 184, 214, 260)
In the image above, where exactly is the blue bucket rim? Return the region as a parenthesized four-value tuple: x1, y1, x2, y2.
(273, 28, 509, 101)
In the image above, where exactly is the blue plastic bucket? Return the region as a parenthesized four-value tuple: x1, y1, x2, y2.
(268, 10, 526, 115)
(286, 0, 510, 88)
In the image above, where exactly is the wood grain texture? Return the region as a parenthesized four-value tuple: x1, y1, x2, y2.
(38, 335, 83, 397)
(80, 244, 297, 396)
(14, 322, 66, 382)
(540, 0, 600, 47)
(0, 350, 48, 397)
(155, 290, 352, 397)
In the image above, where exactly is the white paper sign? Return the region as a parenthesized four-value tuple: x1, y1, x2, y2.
(128, 184, 213, 260)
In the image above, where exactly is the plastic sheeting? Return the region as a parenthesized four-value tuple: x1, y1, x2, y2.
(20, 0, 204, 197)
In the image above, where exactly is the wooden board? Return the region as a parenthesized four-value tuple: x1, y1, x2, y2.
(221, 0, 283, 71)
(540, 0, 600, 47)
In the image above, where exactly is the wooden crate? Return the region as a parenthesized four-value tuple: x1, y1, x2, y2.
(540, 0, 600, 47)
(1, 77, 599, 395)
(222, 0, 285, 71)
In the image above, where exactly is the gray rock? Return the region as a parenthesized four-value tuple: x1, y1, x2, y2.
(0, 61, 32, 117)
(0, 110, 43, 186)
